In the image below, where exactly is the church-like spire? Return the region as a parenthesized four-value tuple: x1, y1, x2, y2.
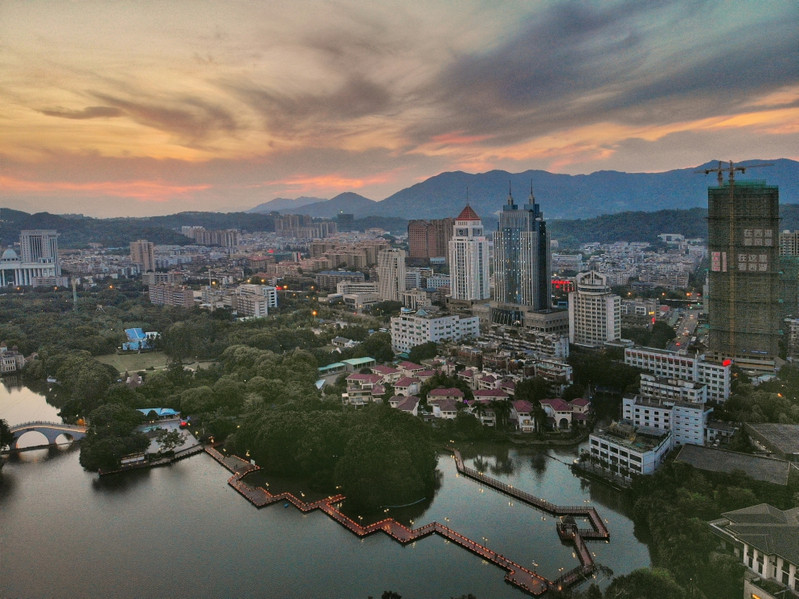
(528, 180, 535, 203)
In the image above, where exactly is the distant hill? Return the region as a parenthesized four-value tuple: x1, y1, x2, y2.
(370, 159, 799, 221)
(0, 209, 276, 248)
(248, 159, 799, 221)
(276, 192, 377, 218)
(249, 196, 325, 213)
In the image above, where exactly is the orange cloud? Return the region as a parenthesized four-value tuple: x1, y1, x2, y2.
(271, 172, 395, 193)
(430, 131, 494, 146)
(0, 176, 210, 202)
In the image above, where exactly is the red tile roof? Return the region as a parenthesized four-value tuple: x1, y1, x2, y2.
(456, 204, 481, 221)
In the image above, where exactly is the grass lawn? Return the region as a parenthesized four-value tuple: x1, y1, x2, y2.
(96, 351, 170, 374)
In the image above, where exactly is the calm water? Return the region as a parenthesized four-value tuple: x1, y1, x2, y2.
(0, 383, 651, 598)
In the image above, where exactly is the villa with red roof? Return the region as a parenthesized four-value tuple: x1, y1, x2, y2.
(473, 388, 510, 402)
(431, 399, 460, 419)
(427, 388, 465, 403)
(540, 397, 593, 429)
(397, 361, 425, 376)
(511, 400, 536, 433)
(389, 396, 420, 416)
(394, 376, 421, 397)
(371, 364, 402, 383)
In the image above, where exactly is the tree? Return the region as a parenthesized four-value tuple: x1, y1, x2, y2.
(604, 568, 685, 599)
(79, 404, 148, 472)
(0, 418, 13, 449)
(155, 429, 185, 455)
(408, 341, 438, 364)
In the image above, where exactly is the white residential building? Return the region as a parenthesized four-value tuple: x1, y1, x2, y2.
(589, 421, 672, 478)
(238, 284, 278, 307)
(448, 205, 490, 301)
(390, 308, 479, 353)
(377, 248, 407, 302)
(639, 373, 708, 404)
(624, 347, 731, 402)
(622, 395, 711, 447)
(568, 271, 621, 348)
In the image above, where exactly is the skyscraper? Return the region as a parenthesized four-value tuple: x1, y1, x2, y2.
(493, 186, 550, 309)
(377, 248, 406, 302)
(568, 271, 621, 348)
(706, 166, 780, 364)
(448, 205, 490, 301)
(130, 239, 156, 272)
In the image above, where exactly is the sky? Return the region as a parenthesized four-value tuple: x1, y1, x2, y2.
(1, 1, 798, 218)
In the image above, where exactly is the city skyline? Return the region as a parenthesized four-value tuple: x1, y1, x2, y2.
(1, 1, 797, 218)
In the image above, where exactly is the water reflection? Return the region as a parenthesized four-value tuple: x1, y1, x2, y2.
(91, 468, 153, 493)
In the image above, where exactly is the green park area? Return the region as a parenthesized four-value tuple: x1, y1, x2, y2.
(96, 351, 169, 375)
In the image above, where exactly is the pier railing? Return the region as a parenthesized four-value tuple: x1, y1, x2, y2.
(205, 445, 611, 597)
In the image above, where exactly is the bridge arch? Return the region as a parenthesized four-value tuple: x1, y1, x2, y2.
(7, 422, 87, 450)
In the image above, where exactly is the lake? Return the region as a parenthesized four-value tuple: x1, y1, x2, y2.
(0, 382, 650, 598)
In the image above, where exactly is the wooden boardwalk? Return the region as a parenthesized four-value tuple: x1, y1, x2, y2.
(205, 446, 611, 596)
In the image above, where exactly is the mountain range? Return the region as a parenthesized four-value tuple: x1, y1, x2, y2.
(249, 159, 799, 222)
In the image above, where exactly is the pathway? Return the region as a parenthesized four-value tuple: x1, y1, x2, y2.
(206, 446, 610, 596)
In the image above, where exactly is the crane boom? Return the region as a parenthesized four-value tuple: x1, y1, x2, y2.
(695, 160, 774, 185)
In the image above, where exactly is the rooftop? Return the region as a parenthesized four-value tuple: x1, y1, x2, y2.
(745, 423, 799, 458)
(675, 444, 791, 486)
(710, 503, 799, 566)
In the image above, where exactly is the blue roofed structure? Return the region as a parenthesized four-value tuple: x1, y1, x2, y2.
(123, 328, 153, 351)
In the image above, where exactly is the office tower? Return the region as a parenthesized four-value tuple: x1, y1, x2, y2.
(1, 230, 61, 286)
(377, 248, 406, 302)
(706, 167, 780, 363)
(336, 212, 355, 232)
(448, 205, 490, 301)
(568, 271, 620, 348)
(407, 218, 455, 262)
(130, 239, 156, 272)
(493, 186, 550, 309)
(20, 230, 60, 271)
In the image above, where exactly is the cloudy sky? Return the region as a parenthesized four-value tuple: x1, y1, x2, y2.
(1, 1, 797, 217)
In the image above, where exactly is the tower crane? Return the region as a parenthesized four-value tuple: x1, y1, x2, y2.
(695, 160, 774, 185)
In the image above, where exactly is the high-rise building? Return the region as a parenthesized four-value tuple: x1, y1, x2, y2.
(130, 239, 156, 272)
(1, 230, 62, 287)
(408, 218, 455, 262)
(707, 171, 780, 363)
(20, 230, 60, 268)
(448, 205, 490, 301)
(377, 248, 406, 302)
(568, 271, 620, 348)
(493, 186, 550, 309)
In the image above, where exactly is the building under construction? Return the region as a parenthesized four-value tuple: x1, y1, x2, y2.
(706, 169, 781, 369)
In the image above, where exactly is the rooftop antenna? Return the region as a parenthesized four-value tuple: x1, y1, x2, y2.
(507, 180, 513, 205)
(528, 179, 535, 202)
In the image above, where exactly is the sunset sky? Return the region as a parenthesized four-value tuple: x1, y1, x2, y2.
(1, 1, 797, 217)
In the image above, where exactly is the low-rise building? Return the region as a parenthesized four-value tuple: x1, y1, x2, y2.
(624, 346, 731, 402)
(622, 395, 711, 447)
(149, 283, 195, 308)
(588, 421, 672, 478)
(709, 503, 799, 595)
(0, 343, 25, 373)
(639, 373, 708, 404)
(510, 400, 535, 433)
(390, 308, 479, 354)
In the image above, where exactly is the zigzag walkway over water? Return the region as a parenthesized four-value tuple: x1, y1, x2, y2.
(206, 446, 610, 596)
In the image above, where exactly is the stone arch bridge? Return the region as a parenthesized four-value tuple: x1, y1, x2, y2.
(7, 421, 87, 450)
